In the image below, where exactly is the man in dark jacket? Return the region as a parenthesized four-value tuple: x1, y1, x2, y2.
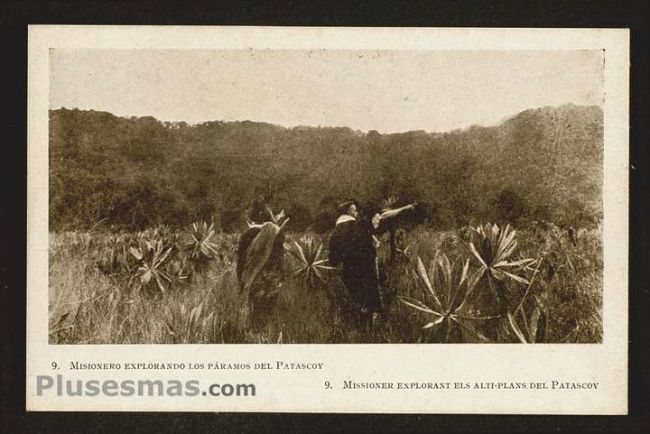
(329, 200, 382, 315)
(329, 199, 416, 327)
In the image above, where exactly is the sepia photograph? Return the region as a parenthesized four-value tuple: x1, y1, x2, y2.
(47, 48, 605, 345)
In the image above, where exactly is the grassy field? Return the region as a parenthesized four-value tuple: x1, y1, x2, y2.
(48, 223, 602, 344)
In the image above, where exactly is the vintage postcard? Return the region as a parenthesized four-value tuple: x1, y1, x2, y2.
(27, 26, 628, 413)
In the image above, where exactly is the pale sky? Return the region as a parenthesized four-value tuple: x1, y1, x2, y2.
(50, 49, 603, 133)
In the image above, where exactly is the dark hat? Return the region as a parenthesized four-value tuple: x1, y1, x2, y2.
(336, 199, 358, 215)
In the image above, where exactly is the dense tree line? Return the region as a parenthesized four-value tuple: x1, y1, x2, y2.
(49, 104, 603, 232)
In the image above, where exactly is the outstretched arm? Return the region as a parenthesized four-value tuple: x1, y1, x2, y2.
(379, 203, 417, 221)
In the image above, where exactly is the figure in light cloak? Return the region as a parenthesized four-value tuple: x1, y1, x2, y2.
(236, 206, 289, 330)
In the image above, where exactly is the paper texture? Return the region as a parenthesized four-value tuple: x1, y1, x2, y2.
(27, 26, 628, 413)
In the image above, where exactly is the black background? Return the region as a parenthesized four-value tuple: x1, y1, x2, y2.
(1, 1, 648, 433)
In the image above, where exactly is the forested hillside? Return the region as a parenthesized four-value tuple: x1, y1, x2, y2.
(49, 104, 603, 232)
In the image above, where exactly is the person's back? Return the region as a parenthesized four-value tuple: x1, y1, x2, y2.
(329, 207, 381, 313)
(329, 219, 356, 268)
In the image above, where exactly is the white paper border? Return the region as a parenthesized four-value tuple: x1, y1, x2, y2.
(27, 26, 629, 414)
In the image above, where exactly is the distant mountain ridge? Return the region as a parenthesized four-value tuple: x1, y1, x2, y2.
(49, 104, 603, 231)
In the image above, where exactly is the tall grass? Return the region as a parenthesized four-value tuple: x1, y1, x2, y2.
(48, 224, 602, 344)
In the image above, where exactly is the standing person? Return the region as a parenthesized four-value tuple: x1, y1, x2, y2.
(379, 196, 399, 265)
(328, 199, 415, 334)
(237, 207, 289, 331)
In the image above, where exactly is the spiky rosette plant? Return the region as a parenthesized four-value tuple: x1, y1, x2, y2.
(504, 258, 571, 344)
(400, 254, 498, 342)
(185, 220, 220, 271)
(507, 298, 549, 343)
(96, 234, 132, 275)
(163, 303, 216, 343)
(285, 235, 336, 286)
(129, 239, 173, 296)
(464, 223, 535, 312)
